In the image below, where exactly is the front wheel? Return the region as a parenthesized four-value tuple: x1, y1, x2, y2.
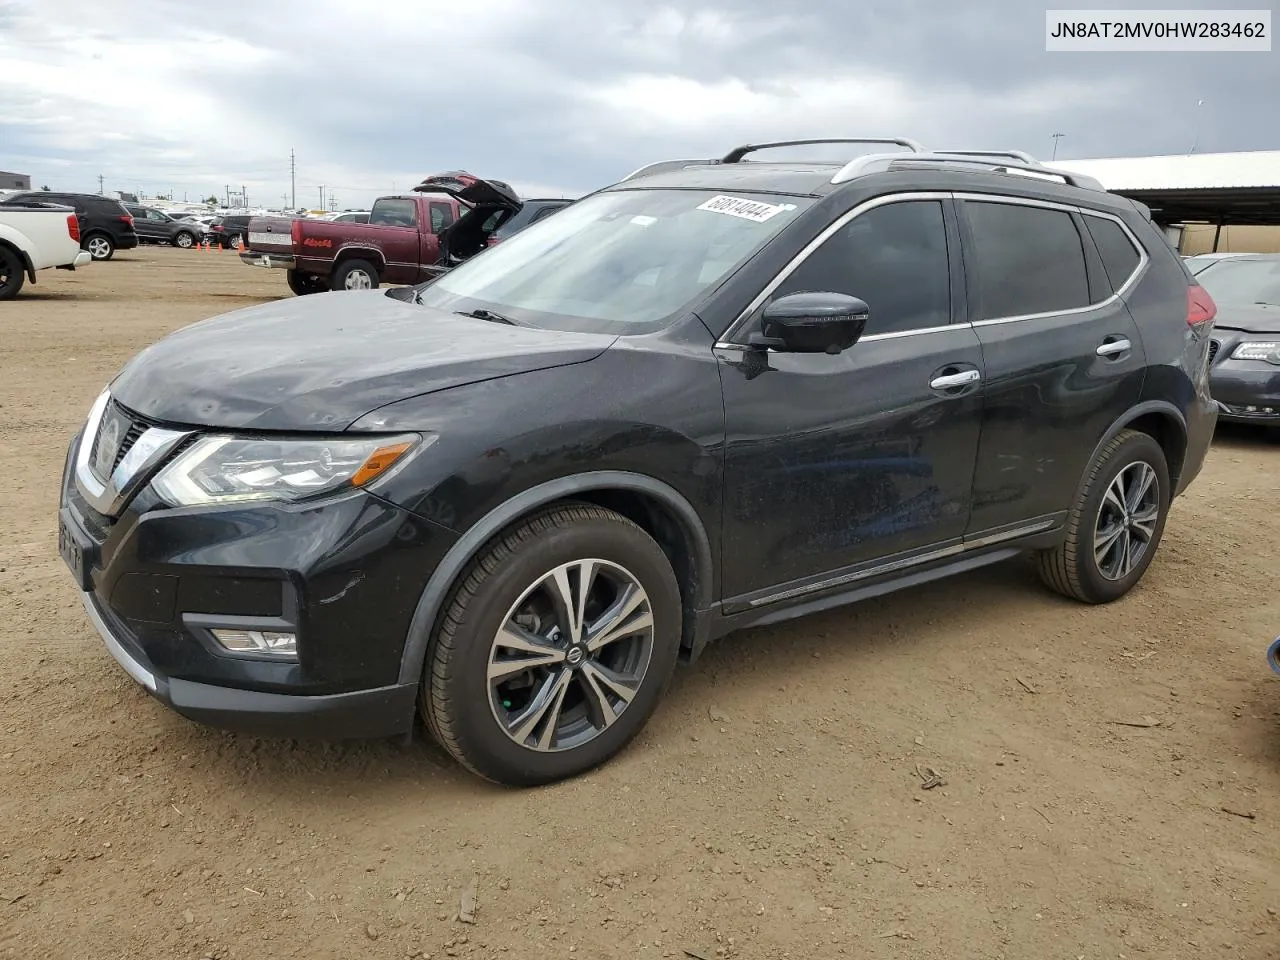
(0, 247, 25, 300)
(1036, 429, 1171, 604)
(422, 504, 683, 786)
(85, 233, 115, 261)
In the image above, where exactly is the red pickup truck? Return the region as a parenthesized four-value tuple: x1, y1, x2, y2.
(240, 173, 524, 296)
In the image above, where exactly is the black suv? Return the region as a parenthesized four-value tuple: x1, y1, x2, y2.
(0, 191, 138, 260)
(489, 198, 571, 243)
(124, 205, 203, 249)
(208, 215, 251, 249)
(57, 138, 1218, 786)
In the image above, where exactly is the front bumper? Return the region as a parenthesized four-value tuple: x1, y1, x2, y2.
(1210, 362, 1280, 424)
(240, 251, 295, 269)
(59, 422, 458, 740)
(79, 589, 418, 737)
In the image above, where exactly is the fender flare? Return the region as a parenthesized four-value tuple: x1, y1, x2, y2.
(0, 237, 37, 283)
(396, 470, 715, 685)
(1081, 400, 1188, 491)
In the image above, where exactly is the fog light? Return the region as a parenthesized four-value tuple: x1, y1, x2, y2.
(211, 628, 297, 658)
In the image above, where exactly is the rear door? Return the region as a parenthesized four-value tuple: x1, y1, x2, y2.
(956, 195, 1147, 538)
(366, 198, 423, 284)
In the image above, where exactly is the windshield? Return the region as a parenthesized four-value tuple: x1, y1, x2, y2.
(415, 188, 812, 334)
(1197, 258, 1280, 308)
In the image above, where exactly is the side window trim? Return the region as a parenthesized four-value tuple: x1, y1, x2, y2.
(1072, 209, 1114, 304)
(1080, 210, 1149, 298)
(718, 190, 957, 346)
(953, 193, 1150, 326)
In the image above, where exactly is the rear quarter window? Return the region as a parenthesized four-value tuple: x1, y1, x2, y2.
(1084, 215, 1142, 291)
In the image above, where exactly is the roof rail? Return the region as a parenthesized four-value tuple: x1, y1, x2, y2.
(934, 149, 1039, 164)
(831, 152, 1105, 191)
(619, 158, 718, 182)
(721, 138, 924, 164)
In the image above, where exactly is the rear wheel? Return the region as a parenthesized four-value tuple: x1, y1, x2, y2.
(0, 247, 25, 300)
(173, 231, 195, 248)
(229, 235, 244, 251)
(85, 233, 115, 261)
(421, 504, 682, 786)
(287, 269, 327, 296)
(331, 259, 379, 292)
(1036, 429, 1170, 604)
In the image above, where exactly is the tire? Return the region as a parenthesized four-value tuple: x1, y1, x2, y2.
(0, 246, 25, 300)
(173, 231, 195, 249)
(85, 233, 115, 261)
(230, 235, 244, 251)
(286, 269, 327, 296)
(422, 504, 683, 786)
(1036, 429, 1171, 604)
(331, 258, 380, 292)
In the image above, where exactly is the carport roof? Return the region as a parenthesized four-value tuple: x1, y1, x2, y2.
(1046, 150, 1280, 226)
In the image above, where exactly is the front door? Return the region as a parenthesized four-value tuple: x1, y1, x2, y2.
(718, 195, 985, 605)
(367, 197, 422, 284)
(955, 197, 1148, 536)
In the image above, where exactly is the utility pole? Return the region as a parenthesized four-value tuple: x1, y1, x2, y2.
(97, 174, 104, 195)
(242, 184, 247, 208)
(290, 148, 296, 209)
(1051, 132, 1065, 160)
(225, 184, 230, 207)
(319, 185, 325, 210)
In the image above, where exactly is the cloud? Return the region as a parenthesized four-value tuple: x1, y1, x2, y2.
(0, 0, 1275, 209)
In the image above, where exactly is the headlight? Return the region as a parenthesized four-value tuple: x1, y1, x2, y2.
(151, 433, 424, 506)
(1231, 341, 1280, 363)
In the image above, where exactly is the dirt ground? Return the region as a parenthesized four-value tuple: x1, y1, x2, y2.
(1, 246, 1278, 960)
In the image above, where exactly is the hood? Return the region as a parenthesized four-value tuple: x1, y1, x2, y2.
(1212, 303, 1280, 335)
(108, 291, 616, 431)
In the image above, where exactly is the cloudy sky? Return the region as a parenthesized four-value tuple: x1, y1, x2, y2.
(1, 0, 1277, 209)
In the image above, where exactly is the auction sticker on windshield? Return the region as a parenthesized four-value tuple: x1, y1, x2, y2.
(696, 195, 794, 223)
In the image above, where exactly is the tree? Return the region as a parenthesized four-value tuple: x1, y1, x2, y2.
(40, 185, 51, 191)
(203, 195, 218, 205)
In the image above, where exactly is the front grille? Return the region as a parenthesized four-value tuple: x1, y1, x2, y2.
(112, 419, 148, 471)
(1207, 339, 1221, 364)
(90, 401, 155, 481)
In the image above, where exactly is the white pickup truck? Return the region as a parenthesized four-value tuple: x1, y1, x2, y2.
(0, 202, 92, 300)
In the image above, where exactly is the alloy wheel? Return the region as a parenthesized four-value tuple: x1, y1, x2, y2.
(176, 233, 193, 248)
(1093, 461, 1160, 581)
(87, 237, 111, 259)
(344, 269, 373, 290)
(487, 559, 655, 752)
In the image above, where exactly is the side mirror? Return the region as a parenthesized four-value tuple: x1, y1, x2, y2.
(750, 292, 870, 354)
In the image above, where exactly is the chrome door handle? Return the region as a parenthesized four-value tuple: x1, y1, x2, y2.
(929, 369, 981, 390)
(1096, 338, 1132, 357)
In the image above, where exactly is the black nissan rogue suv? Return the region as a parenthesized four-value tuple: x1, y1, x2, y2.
(58, 138, 1219, 785)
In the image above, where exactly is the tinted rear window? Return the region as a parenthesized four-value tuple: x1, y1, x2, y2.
(965, 201, 1090, 319)
(1085, 215, 1142, 290)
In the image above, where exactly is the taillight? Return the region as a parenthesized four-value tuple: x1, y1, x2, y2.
(291, 218, 302, 245)
(1187, 283, 1216, 329)
(66, 214, 80, 242)
(119, 214, 134, 227)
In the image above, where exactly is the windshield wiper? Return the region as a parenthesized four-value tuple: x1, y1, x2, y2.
(455, 308, 518, 326)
